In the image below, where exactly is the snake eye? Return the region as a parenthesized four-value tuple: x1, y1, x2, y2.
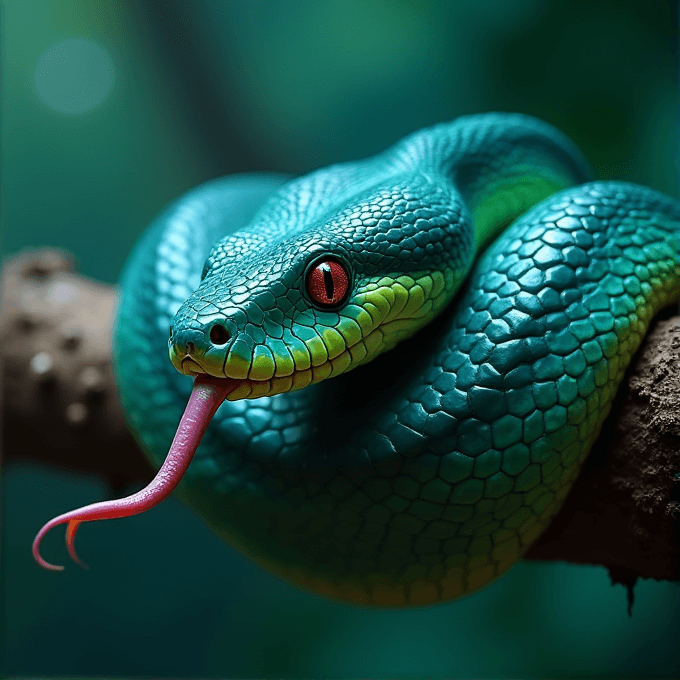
(306, 259, 350, 307)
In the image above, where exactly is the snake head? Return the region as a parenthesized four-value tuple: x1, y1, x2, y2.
(169, 175, 473, 400)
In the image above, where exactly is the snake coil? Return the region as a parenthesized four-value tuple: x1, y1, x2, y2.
(34, 114, 680, 606)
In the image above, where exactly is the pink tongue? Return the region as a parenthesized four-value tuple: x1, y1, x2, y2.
(32, 375, 238, 571)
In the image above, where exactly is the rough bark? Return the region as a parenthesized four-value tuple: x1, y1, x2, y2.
(524, 314, 680, 593)
(0, 249, 154, 496)
(2, 249, 678, 587)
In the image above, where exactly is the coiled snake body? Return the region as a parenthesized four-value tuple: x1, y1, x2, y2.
(34, 114, 680, 606)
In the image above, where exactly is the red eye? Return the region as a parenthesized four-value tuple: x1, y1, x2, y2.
(306, 259, 349, 306)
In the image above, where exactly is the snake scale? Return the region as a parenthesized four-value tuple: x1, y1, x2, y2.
(34, 114, 680, 606)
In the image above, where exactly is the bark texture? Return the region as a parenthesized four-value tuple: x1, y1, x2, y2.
(1, 249, 154, 496)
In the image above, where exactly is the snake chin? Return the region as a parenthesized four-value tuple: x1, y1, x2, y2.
(177, 358, 254, 399)
(177, 356, 293, 401)
(179, 356, 207, 376)
(173, 343, 341, 401)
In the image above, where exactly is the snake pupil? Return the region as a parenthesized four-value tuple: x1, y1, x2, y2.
(307, 259, 349, 307)
(321, 263, 334, 300)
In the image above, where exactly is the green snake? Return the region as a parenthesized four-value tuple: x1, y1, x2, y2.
(33, 113, 680, 606)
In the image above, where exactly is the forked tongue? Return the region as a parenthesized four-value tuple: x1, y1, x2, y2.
(33, 375, 238, 570)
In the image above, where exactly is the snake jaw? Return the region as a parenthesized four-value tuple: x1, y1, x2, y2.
(32, 375, 238, 570)
(179, 355, 207, 376)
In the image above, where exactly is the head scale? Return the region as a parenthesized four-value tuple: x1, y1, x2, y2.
(169, 171, 472, 400)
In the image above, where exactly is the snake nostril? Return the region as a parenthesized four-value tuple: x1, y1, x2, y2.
(209, 323, 231, 346)
(186, 341, 195, 355)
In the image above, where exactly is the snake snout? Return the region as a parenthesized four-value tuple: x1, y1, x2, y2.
(169, 320, 238, 377)
(170, 326, 203, 355)
(169, 326, 206, 375)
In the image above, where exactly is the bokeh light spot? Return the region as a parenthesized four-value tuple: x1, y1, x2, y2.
(34, 38, 115, 115)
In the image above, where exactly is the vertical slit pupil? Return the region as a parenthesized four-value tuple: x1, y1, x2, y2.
(321, 263, 334, 300)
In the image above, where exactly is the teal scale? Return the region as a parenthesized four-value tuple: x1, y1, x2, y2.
(59, 114, 680, 604)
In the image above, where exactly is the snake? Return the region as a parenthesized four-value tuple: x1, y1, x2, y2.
(33, 113, 680, 606)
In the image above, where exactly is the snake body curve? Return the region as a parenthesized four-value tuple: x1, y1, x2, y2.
(40, 114, 680, 606)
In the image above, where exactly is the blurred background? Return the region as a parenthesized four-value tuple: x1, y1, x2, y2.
(2, 1, 679, 678)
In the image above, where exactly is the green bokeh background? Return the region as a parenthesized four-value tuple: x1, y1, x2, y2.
(2, 1, 679, 678)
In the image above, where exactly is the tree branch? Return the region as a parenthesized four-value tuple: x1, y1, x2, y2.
(2, 249, 678, 582)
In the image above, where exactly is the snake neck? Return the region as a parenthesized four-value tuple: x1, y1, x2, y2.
(389, 112, 593, 251)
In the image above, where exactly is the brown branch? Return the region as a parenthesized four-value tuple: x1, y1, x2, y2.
(2, 248, 678, 584)
(524, 316, 680, 583)
(0, 249, 154, 496)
